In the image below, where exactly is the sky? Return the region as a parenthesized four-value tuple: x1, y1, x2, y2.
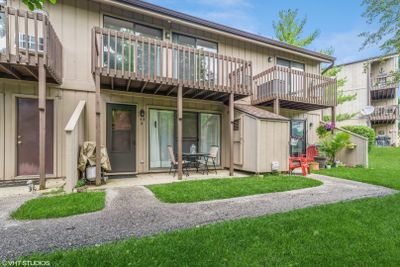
(145, 0, 382, 64)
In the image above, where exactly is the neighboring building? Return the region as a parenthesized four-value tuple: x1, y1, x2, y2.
(336, 54, 399, 146)
(0, 0, 338, 184)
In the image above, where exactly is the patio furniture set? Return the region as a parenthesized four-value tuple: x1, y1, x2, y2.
(168, 145, 219, 177)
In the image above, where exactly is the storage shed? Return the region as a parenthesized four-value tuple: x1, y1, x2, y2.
(233, 104, 290, 173)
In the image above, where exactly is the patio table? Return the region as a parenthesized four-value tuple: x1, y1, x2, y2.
(183, 152, 209, 174)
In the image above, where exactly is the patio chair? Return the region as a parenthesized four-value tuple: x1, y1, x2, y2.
(168, 145, 189, 177)
(200, 146, 219, 175)
(289, 157, 310, 176)
(301, 145, 318, 163)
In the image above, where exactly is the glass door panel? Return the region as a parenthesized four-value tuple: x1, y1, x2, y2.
(183, 112, 198, 153)
(290, 120, 306, 157)
(149, 109, 175, 168)
(199, 113, 221, 164)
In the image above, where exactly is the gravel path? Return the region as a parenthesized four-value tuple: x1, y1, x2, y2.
(0, 174, 396, 260)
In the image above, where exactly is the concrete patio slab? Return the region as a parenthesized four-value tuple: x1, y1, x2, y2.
(0, 174, 396, 260)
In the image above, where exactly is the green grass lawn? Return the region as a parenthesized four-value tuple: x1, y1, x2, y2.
(316, 147, 400, 189)
(12, 192, 106, 220)
(23, 192, 400, 266)
(146, 175, 322, 203)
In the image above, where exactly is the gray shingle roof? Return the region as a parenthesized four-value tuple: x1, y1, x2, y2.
(235, 104, 289, 121)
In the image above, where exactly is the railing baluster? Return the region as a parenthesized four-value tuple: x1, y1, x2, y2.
(15, 9, 19, 63)
(24, 11, 29, 64)
(114, 31, 117, 76)
(107, 29, 110, 75)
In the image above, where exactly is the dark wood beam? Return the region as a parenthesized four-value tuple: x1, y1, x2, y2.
(126, 78, 131, 91)
(202, 91, 218, 100)
(192, 90, 207, 99)
(183, 88, 195, 97)
(166, 86, 176, 96)
(22, 66, 38, 80)
(154, 84, 163, 94)
(140, 81, 148, 93)
(0, 63, 21, 80)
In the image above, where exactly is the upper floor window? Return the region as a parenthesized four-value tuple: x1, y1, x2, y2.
(277, 58, 305, 71)
(102, 16, 163, 74)
(103, 16, 162, 40)
(172, 33, 218, 53)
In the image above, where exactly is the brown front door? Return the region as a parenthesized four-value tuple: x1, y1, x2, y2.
(106, 104, 136, 173)
(17, 98, 54, 176)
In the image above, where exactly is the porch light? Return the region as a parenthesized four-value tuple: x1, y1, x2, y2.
(140, 109, 145, 118)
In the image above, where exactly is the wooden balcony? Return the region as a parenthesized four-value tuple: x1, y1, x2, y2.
(252, 66, 337, 111)
(0, 6, 62, 84)
(370, 75, 398, 100)
(91, 27, 252, 102)
(369, 105, 398, 125)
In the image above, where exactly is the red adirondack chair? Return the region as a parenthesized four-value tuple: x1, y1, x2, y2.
(301, 145, 318, 163)
(289, 157, 310, 176)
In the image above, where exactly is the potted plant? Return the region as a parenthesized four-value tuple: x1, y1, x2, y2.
(318, 132, 351, 168)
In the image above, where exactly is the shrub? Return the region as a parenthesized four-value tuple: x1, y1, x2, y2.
(342, 125, 375, 151)
(318, 132, 351, 162)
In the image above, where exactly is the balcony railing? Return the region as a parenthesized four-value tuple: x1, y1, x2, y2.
(369, 105, 398, 124)
(370, 74, 398, 100)
(252, 66, 336, 110)
(0, 6, 62, 83)
(92, 27, 252, 99)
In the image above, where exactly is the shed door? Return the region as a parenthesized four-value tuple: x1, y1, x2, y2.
(233, 116, 244, 165)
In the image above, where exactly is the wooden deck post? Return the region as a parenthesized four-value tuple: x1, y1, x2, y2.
(177, 85, 183, 180)
(38, 58, 46, 190)
(273, 98, 280, 115)
(95, 71, 102, 186)
(331, 106, 336, 127)
(229, 93, 234, 176)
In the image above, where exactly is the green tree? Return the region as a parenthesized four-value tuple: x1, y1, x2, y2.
(272, 9, 320, 47)
(321, 48, 357, 122)
(360, 0, 400, 53)
(22, 0, 56, 11)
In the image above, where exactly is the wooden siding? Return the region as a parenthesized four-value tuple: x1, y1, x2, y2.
(233, 110, 290, 173)
(0, 6, 62, 83)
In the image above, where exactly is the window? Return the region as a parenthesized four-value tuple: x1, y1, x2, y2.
(277, 58, 305, 71)
(277, 58, 305, 95)
(172, 33, 218, 83)
(102, 16, 163, 74)
(19, 33, 44, 51)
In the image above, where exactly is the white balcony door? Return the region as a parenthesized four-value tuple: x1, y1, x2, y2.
(277, 58, 305, 96)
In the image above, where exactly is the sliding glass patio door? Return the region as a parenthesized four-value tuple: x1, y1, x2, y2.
(149, 109, 221, 169)
(149, 109, 175, 169)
